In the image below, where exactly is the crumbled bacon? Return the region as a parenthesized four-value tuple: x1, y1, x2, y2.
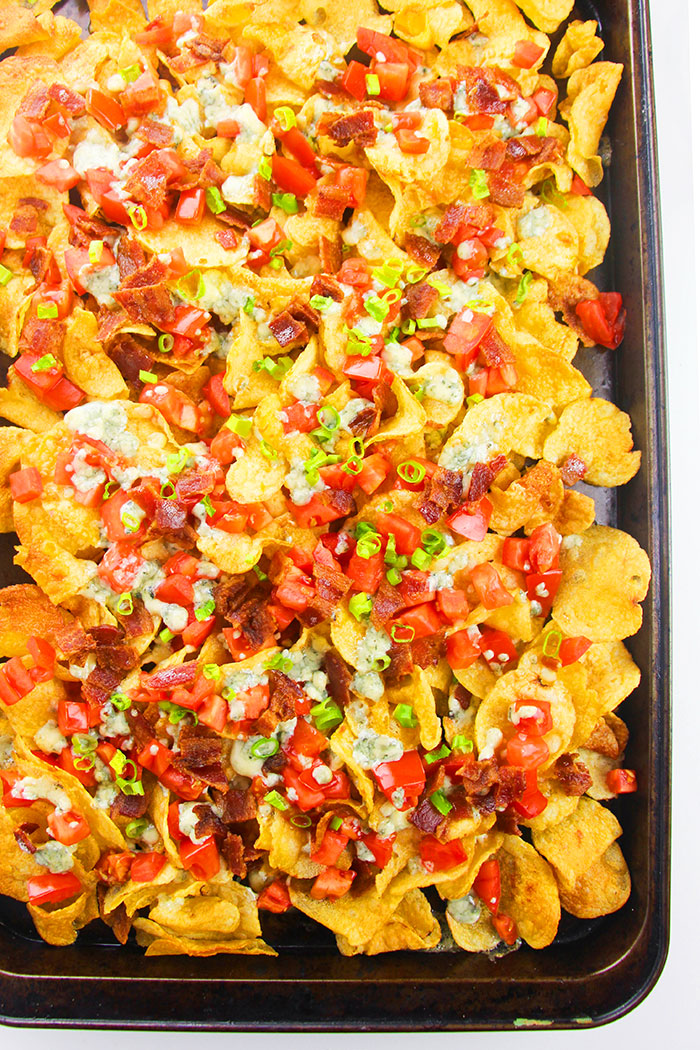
(404, 233, 441, 269)
(370, 581, 404, 629)
(310, 273, 344, 302)
(314, 183, 349, 221)
(386, 639, 414, 680)
(348, 404, 380, 438)
(409, 798, 443, 834)
(221, 832, 247, 877)
(113, 284, 175, 327)
(193, 805, 227, 840)
(487, 172, 525, 209)
(10, 198, 48, 238)
(190, 33, 227, 62)
(153, 497, 189, 535)
(506, 135, 564, 167)
(19, 317, 65, 360)
(324, 651, 352, 708)
(66, 207, 115, 250)
(214, 577, 251, 620)
(561, 453, 587, 485)
(552, 753, 593, 796)
(126, 710, 158, 752)
(215, 787, 258, 824)
(144, 662, 197, 691)
(111, 790, 149, 819)
(406, 281, 439, 319)
(417, 467, 463, 524)
(136, 118, 174, 147)
(82, 667, 122, 707)
(319, 235, 342, 274)
(479, 329, 514, 368)
(327, 110, 377, 148)
(107, 334, 155, 383)
(269, 310, 308, 348)
(227, 596, 276, 652)
(254, 671, 305, 734)
(466, 454, 508, 503)
(419, 79, 453, 111)
(14, 827, 36, 854)
(411, 630, 446, 668)
(47, 82, 85, 115)
(56, 623, 95, 659)
(18, 86, 51, 121)
(216, 228, 240, 250)
(467, 138, 507, 172)
(461, 759, 526, 814)
(313, 561, 351, 605)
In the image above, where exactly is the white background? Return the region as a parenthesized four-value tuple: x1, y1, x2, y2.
(3, 0, 700, 1046)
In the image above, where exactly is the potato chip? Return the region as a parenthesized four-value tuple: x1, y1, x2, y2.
(511, 0, 575, 34)
(531, 796, 622, 884)
(438, 393, 554, 474)
(553, 526, 651, 641)
(475, 668, 575, 767)
(61, 309, 128, 400)
(556, 841, 630, 918)
(560, 62, 624, 187)
(543, 398, 641, 486)
(336, 889, 440, 955)
(498, 835, 560, 948)
(552, 20, 605, 80)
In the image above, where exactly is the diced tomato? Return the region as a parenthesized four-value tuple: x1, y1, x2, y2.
(36, 160, 80, 192)
(281, 401, 319, 434)
(528, 523, 561, 572)
(27, 636, 55, 671)
(310, 867, 355, 900)
(512, 39, 545, 68)
(8, 115, 51, 158)
(9, 467, 43, 503)
(461, 114, 495, 131)
(289, 717, 327, 758)
(512, 767, 547, 818)
(501, 537, 531, 573)
(395, 128, 429, 154)
(13, 353, 62, 394)
(337, 258, 371, 288)
(436, 588, 470, 622)
(179, 836, 220, 880)
(375, 61, 409, 102)
(419, 835, 467, 873)
(310, 828, 349, 866)
(374, 513, 422, 556)
(137, 740, 173, 778)
(47, 808, 90, 846)
(162, 304, 211, 341)
(245, 76, 266, 122)
(257, 878, 292, 912)
(100, 490, 145, 544)
(26, 872, 82, 906)
(447, 630, 481, 673)
(558, 636, 592, 666)
(575, 292, 626, 350)
(444, 309, 493, 359)
(479, 628, 517, 668)
(159, 765, 204, 800)
(470, 563, 513, 610)
(493, 912, 518, 945)
(570, 173, 592, 196)
(41, 377, 85, 412)
(97, 542, 145, 593)
(337, 165, 368, 208)
(226, 45, 254, 89)
(288, 495, 345, 528)
(57, 700, 91, 735)
(1, 770, 34, 807)
(447, 497, 493, 541)
(237, 684, 270, 720)
(95, 851, 132, 885)
(506, 731, 549, 770)
(342, 355, 388, 387)
(135, 16, 173, 47)
(275, 565, 315, 612)
(281, 764, 325, 811)
(280, 127, 318, 171)
(130, 852, 166, 882)
(357, 27, 409, 64)
(393, 602, 442, 640)
(361, 830, 395, 869)
(139, 382, 202, 433)
(175, 187, 205, 225)
(355, 453, 391, 495)
(373, 750, 425, 798)
(210, 427, 242, 465)
(313, 366, 334, 394)
(607, 768, 638, 794)
(181, 615, 215, 648)
(86, 88, 125, 131)
(512, 700, 552, 736)
(2, 657, 35, 700)
(526, 570, 562, 613)
(346, 550, 384, 595)
(473, 857, 501, 913)
(195, 693, 227, 733)
(154, 573, 194, 607)
(58, 746, 96, 788)
(533, 87, 557, 117)
(163, 551, 200, 578)
(202, 373, 230, 418)
(341, 60, 368, 101)
(271, 154, 317, 197)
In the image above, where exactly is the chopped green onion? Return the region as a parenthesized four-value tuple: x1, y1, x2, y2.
(540, 178, 568, 208)
(364, 295, 390, 323)
(252, 564, 268, 581)
(109, 750, 128, 776)
(225, 414, 252, 438)
(160, 700, 196, 725)
(386, 567, 402, 586)
(317, 405, 340, 432)
(88, 239, 104, 264)
(515, 270, 532, 306)
(266, 653, 294, 672)
(397, 460, 426, 484)
(205, 186, 226, 214)
(37, 303, 58, 320)
(330, 815, 343, 831)
(425, 744, 451, 765)
(394, 703, 418, 728)
(381, 500, 394, 512)
(391, 623, 415, 643)
(195, 600, 215, 621)
(386, 325, 401, 343)
(203, 664, 221, 680)
(139, 369, 157, 384)
(542, 629, 563, 659)
(120, 64, 141, 83)
(166, 448, 191, 474)
(346, 326, 372, 354)
(0, 265, 13, 286)
(273, 106, 296, 130)
(127, 204, 148, 230)
(469, 168, 490, 200)
(413, 384, 425, 402)
(254, 355, 293, 380)
(72, 734, 97, 756)
(421, 529, 447, 556)
(264, 790, 288, 810)
(158, 333, 174, 353)
(120, 507, 142, 533)
(116, 593, 133, 615)
(310, 294, 333, 311)
(291, 813, 312, 827)
(451, 735, 473, 753)
(272, 192, 298, 214)
(73, 754, 95, 772)
(427, 276, 452, 298)
(535, 116, 548, 137)
(201, 494, 214, 518)
(348, 592, 372, 621)
(160, 481, 176, 499)
(125, 818, 149, 838)
(259, 437, 278, 460)
(341, 455, 363, 476)
(416, 316, 444, 329)
(258, 157, 272, 180)
(355, 521, 378, 538)
(177, 269, 205, 301)
(409, 215, 426, 228)
(372, 262, 402, 288)
(411, 547, 431, 571)
(430, 789, 453, 816)
(506, 243, 523, 266)
(311, 698, 343, 733)
(404, 264, 428, 284)
(243, 296, 255, 314)
(251, 737, 280, 758)
(31, 354, 58, 373)
(466, 393, 485, 408)
(365, 73, 380, 96)
(270, 239, 293, 257)
(269, 257, 283, 271)
(159, 628, 174, 643)
(356, 533, 382, 559)
(117, 778, 144, 796)
(401, 318, 417, 335)
(372, 654, 391, 672)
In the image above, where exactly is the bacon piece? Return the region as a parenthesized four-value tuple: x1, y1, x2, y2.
(412, 630, 446, 668)
(348, 404, 380, 438)
(107, 334, 154, 383)
(468, 137, 507, 171)
(216, 228, 240, 251)
(547, 273, 601, 345)
(433, 204, 467, 245)
(552, 753, 593, 796)
(94, 643, 138, 674)
(18, 86, 51, 121)
(145, 662, 197, 691)
(111, 790, 149, 819)
(461, 760, 526, 814)
(319, 235, 342, 274)
(154, 498, 189, 534)
(324, 651, 352, 708)
(583, 718, 627, 758)
(215, 787, 257, 824)
(136, 118, 174, 147)
(479, 329, 514, 368)
(82, 667, 121, 707)
(419, 79, 453, 111)
(221, 832, 247, 877)
(466, 454, 508, 503)
(289, 298, 321, 331)
(404, 233, 441, 269)
(251, 671, 303, 736)
(406, 281, 439, 319)
(127, 711, 157, 752)
(409, 797, 443, 834)
(228, 597, 277, 651)
(214, 577, 251, 620)
(19, 317, 65, 360)
(506, 135, 564, 167)
(314, 183, 348, 221)
(118, 601, 154, 640)
(66, 207, 116, 249)
(123, 152, 172, 211)
(325, 488, 356, 517)
(262, 750, 287, 774)
(310, 273, 343, 302)
(190, 33, 226, 62)
(193, 805, 227, 840)
(175, 728, 227, 789)
(418, 466, 463, 524)
(56, 624, 94, 659)
(121, 256, 169, 290)
(327, 110, 377, 148)
(370, 581, 404, 629)
(113, 285, 175, 327)
(10, 198, 48, 238)
(116, 237, 147, 281)
(269, 310, 308, 348)
(313, 562, 351, 605)
(386, 639, 414, 681)
(487, 172, 525, 208)
(14, 827, 36, 854)
(561, 453, 587, 486)
(455, 66, 519, 113)
(47, 82, 85, 115)
(26, 246, 54, 285)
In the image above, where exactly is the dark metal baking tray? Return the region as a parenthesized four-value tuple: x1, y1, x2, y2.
(0, 0, 670, 1030)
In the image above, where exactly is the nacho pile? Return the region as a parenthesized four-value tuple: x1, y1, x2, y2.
(0, 0, 648, 958)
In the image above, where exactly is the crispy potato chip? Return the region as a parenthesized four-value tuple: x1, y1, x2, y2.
(543, 398, 641, 486)
(560, 62, 624, 187)
(498, 835, 560, 948)
(62, 309, 128, 400)
(87, 0, 147, 34)
(516, 202, 579, 280)
(475, 668, 575, 767)
(0, 585, 73, 657)
(392, 1, 468, 52)
(336, 889, 441, 955)
(255, 806, 323, 878)
(299, 0, 392, 51)
(531, 796, 621, 884)
(0, 5, 49, 52)
(552, 20, 605, 79)
(553, 489, 596, 536)
(447, 904, 500, 952)
(512, 0, 575, 34)
(18, 12, 83, 61)
(438, 393, 554, 474)
(553, 526, 651, 641)
(556, 841, 630, 918)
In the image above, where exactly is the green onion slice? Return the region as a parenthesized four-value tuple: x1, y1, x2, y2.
(264, 790, 288, 810)
(251, 737, 280, 759)
(158, 333, 174, 353)
(225, 414, 252, 438)
(205, 186, 226, 214)
(394, 703, 418, 728)
(348, 592, 372, 621)
(397, 460, 426, 484)
(424, 744, 450, 765)
(469, 168, 490, 200)
(391, 623, 415, 643)
(430, 789, 453, 816)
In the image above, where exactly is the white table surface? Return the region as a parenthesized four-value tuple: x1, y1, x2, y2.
(3, 0, 699, 1045)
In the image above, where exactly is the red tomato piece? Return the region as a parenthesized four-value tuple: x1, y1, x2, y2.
(395, 128, 430, 154)
(419, 835, 468, 873)
(512, 767, 547, 818)
(607, 768, 638, 794)
(570, 173, 592, 196)
(393, 602, 442, 639)
(9, 467, 43, 503)
(97, 542, 146, 593)
(372, 750, 426, 798)
(175, 187, 205, 224)
(341, 60, 368, 101)
(375, 512, 422, 556)
(528, 523, 561, 572)
(130, 852, 166, 882)
(501, 537, 532, 573)
(447, 496, 493, 541)
(506, 731, 549, 770)
(526, 570, 562, 613)
(436, 588, 470, 622)
(47, 808, 90, 846)
(257, 878, 292, 912)
(310, 829, 349, 866)
(210, 427, 242, 465)
(289, 717, 327, 758)
(346, 550, 384, 595)
(310, 867, 355, 900)
(512, 699, 552, 736)
(3, 657, 35, 699)
(245, 76, 266, 122)
(8, 115, 51, 158)
(493, 912, 518, 945)
(202, 373, 230, 418)
(375, 62, 409, 102)
(443, 309, 493, 359)
(137, 740, 173, 778)
(355, 453, 391, 495)
(287, 495, 346, 528)
(86, 88, 125, 131)
(558, 636, 592, 666)
(179, 836, 220, 880)
(446, 628, 481, 670)
(575, 293, 626, 350)
(470, 563, 513, 609)
(479, 628, 518, 668)
(271, 154, 317, 197)
(361, 830, 395, 869)
(139, 382, 202, 433)
(26, 872, 82, 906)
(280, 401, 319, 434)
(473, 857, 501, 913)
(357, 27, 409, 64)
(512, 40, 545, 68)
(36, 160, 80, 192)
(57, 700, 91, 735)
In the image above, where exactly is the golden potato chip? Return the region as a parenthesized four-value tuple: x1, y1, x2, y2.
(447, 904, 500, 953)
(552, 20, 605, 79)
(516, 202, 579, 280)
(553, 526, 651, 641)
(299, 0, 392, 51)
(543, 398, 641, 486)
(560, 62, 624, 187)
(556, 841, 630, 918)
(438, 392, 554, 474)
(392, 1, 468, 52)
(336, 889, 440, 955)
(498, 835, 560, 948)
(512, 0, 574, 33)
(87, 0, 147, 34)
(255, 806, 323, 878)
(531, 796, 622, 884)
(61, 309, 128, 400)
(553, 489, 596, 536)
